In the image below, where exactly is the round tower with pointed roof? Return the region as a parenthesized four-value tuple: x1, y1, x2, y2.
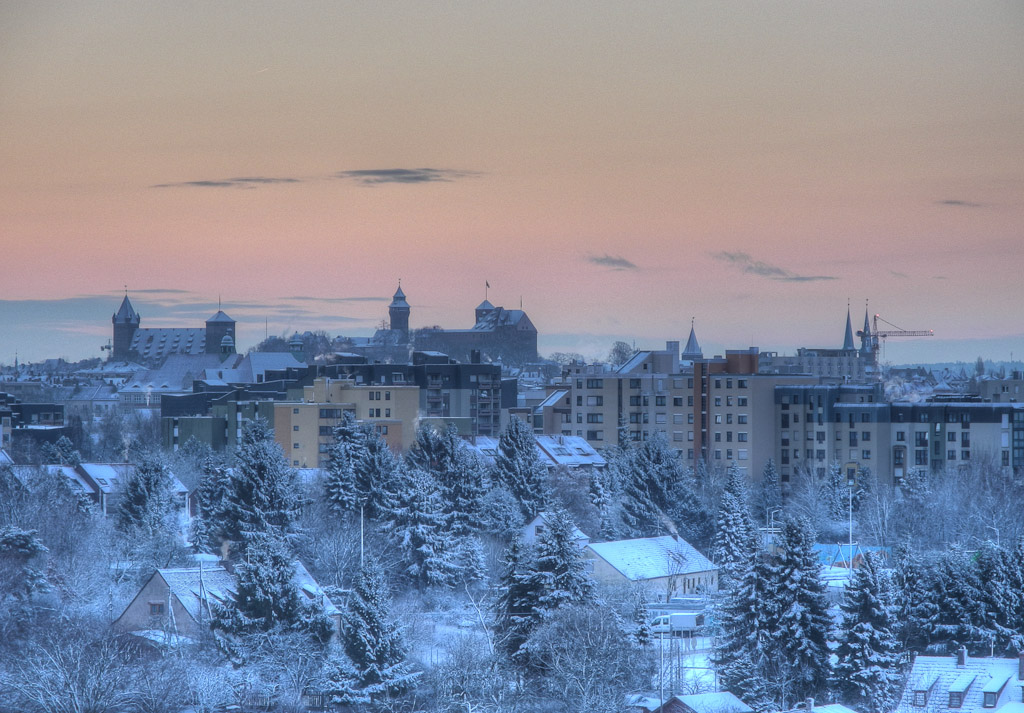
(388, 282, 410, 338)
(111, 294, 141, 361)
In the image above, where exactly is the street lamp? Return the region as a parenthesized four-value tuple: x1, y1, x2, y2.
(846, 471, 856, 565)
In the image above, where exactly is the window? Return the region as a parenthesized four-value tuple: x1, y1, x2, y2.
(586, 413, 603, 423)
(738, 397, 748, 406)
(726, 413, 733, 424)
(962, 432, 970, 447)
(293, 442, 299, 449)
(738, 379, 748, 388)
(688, 431, 694, 441)
(656, 414, 667, 424)
(984, 693, 997, 708)
(714, 432, 721, 442)
(715, 415, 723, 424)
(738, 449, 748, 460)
(586, 396, 604, 406)
(862, 450, 871, 459)
(816, 449, 826, 460)
(586, 430, 604, 441)
(385, 391, 390, 400)
(674, 397, 683, 407)
(688, 413, 694, 424)
(578, 413, 584, 423)
(673, 414, 684, 424)
(962, 450, 971, 460)
(726, 431, 733, 442)
(849, 432, 858, 446)
(781, 414, 789, 428)
(714, 449, 722, 460)
(915, 432, 928, 447)
(913, 691, 926, 707)
(915, 450, 928, 466)
(656, 396, 666, 406)
(687, 396, 694, 406)
(714, 397, 722, 407)
(738, 414, 748, 424)
(292, 408, 299, 414)
(319, 426, 331, 436)
(737, 432, 748, 442)
(948, 450, 957, 461)
(586, 378, 603, 389)
(896, 431, 905, 441)
(630, 395, 641, 406)
(385, 408, 391, 417)
(715, 379, 722, 389)
(862, 431, 870, 442)
(630, 379, 641, 389)
(948, 431, 957, 442)
(149, 602, 165, 615)
(727, 449, 733, 460)
(949, 693, 963, 709)
(293, 425, 299, 431)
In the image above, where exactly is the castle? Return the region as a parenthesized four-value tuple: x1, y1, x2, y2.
(110, 295, 236, 363)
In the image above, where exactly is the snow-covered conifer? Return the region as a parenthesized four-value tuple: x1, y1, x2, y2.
(342, 561, 416, 699)
(117, 456, 175, 535)
(220, 419, 302, 554)
(387, 468, 460, 589)
(324, 412, 367, 515)
(833, 551, 902, 713)
(712, 463, 758, 585)
(492, 416, 547, 519)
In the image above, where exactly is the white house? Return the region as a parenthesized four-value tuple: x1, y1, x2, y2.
(584, 535, 718, 600)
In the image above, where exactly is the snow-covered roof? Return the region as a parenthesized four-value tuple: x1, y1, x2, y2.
(536, 389, 568, 410)
(523, 512, 589, 546)
(617, 350, 653, 374)
(153, 560, 338, 624)
(587, 535, 717, 580)
(129, 328, 208, 361)
(534, 434, 606, 469)
(672, 691, 754, 713)
(895, 655, 1023, 713)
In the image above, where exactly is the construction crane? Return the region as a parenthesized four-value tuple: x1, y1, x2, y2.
(857, 313, 933, 361)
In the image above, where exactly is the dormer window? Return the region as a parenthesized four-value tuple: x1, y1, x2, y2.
(984, 693, 997, 708)
(949, 692, 963, 708)
(913, 691, 926, 707)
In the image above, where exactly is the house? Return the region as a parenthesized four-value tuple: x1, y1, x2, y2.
(112, 561, 341, 643)
(522, 512, 590, 548)
(584, 535, 718, 600)
(628, 691, 753, 713)
(894, 649, 1024, 713)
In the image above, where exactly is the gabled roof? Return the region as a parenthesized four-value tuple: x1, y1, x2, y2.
(895, 654, 1023, 713)
(673, 692, 754, 713)
(587, 535, 717, 580)
(534, 434, 606, 469)
(129, 328, 208, 360)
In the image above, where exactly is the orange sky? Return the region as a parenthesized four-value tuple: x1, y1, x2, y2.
(2, 2, 1023, 364)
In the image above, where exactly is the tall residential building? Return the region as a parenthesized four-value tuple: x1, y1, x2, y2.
(273, 377, 420, 468)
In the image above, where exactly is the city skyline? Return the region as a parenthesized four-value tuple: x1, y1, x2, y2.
(2, 2, 1022, 364)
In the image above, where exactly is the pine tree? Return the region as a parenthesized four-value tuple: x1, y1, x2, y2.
(932, 547, 987, 650)
(189, 455, 232, 554)
(528, 509, 595, 614)
(759, 458, 782, 520)
(493, 416, 547, 519)
(715, 549, 777, 712)
(342, 561, 416, 698)
(632, 588, 652, 647)
(891, 545, 940, 651)
(765, 517, 832, 705)
(210, 533, 333, 646)
(427, 425, 486, 537)
(117, 456, 175, 535)
(822, 461, 848, 520)
(324, 412, 367, 515)
(494, 536, 537, 663)
(833, 552, 902, 713)
(387, 468, 460, 589)
(220, 419, 302, 555)
(712, 464, 758, 585)
(354, 426, 402, 521)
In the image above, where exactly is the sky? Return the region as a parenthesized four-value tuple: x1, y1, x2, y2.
(1, 2, 1022, 365)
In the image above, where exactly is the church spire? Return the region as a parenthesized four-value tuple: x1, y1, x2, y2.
(842, 304, 855, 351)
(682, 318, 702, 359)
(860, 302, 873, 355)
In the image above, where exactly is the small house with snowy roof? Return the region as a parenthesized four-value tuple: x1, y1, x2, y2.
(627, 691, 753, 713)
(113, 561, 340, 644)
(584, 534, 718, 600)
(894, 649, 1024, 713)
(522, 512, 590, 548)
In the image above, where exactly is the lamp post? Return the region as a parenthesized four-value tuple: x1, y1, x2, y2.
(847, 471, 856, 565)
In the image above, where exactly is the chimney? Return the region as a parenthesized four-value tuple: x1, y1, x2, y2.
(956, 645, 967, 667)
(805, 699, 814, 711)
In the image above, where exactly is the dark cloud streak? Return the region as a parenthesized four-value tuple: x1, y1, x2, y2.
(712, 251, 836, 282)
(937, 199, 983, 208)
(587, 254, 638, 270)
(336, 168, 477, 185)
(152, 176, 301, 188)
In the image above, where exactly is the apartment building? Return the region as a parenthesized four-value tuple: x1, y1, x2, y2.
(272, 377, 419, 468)
(773, 383, 889, 489)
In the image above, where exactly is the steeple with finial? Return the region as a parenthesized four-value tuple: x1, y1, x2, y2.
(111, 287, 141, 361)
(389, 280, 410, 337)
(860, 301, 873, 356)
(842, 302, 856, 351)
(682, 317, 703, 360)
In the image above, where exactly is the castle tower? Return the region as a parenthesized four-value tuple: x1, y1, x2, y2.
(389, 283, 410, 337)
(205, 309, 236, 355)
(475, 299, 495, 324)
(111, 294, 140, 361)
